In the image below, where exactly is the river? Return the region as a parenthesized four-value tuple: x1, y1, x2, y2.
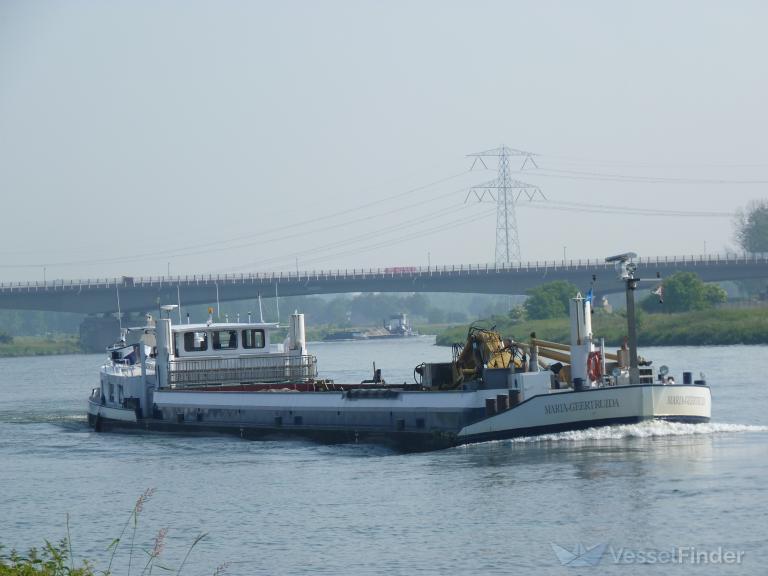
(1, 337, 767, 575)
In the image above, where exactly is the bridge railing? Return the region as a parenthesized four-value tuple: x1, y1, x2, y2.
(0, 252, 766, 292)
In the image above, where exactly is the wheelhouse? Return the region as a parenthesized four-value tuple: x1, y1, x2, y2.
(173, 323, 277, 358)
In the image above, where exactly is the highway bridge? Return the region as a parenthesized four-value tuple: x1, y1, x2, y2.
(1, 253, 766, 314)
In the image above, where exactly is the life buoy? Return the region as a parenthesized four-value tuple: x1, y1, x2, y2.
(587, 351, 602, 381)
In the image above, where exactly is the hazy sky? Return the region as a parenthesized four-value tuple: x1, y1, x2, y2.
(2, 0, 767, 283)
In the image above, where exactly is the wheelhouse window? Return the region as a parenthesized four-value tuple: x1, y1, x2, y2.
(183, 331, 208, 352)
(212, 330, 238, 350)
(242, 329, 265, 349)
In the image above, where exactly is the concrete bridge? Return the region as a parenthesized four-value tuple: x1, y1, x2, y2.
(1, 253, 766, 314)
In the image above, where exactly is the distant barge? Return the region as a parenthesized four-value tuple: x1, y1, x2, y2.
(323, 313, 418, 341)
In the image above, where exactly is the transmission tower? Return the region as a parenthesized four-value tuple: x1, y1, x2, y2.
(467, 146, 545, 266)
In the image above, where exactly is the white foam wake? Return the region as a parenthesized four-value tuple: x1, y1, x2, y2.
(507, 421, 768, 443)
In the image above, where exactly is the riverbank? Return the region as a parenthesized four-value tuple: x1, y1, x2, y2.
(0, 324, 449, 358)
(436, 308, 768, 347)
(0, 335, 82, 357)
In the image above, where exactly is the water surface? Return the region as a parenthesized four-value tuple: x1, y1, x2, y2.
(1, 338, 766, 575)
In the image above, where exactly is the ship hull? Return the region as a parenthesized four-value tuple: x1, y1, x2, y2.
(87, 383, 711, 451)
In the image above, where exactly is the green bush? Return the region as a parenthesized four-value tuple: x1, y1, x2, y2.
(524, 281, 581, 320)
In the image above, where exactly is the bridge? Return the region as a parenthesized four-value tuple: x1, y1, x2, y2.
(1, 253, 766, 314)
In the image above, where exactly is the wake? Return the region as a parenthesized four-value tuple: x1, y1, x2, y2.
(507, 420, 768, 443)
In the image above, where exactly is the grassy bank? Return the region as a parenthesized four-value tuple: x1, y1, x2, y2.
(0, 335, 82, 358)
(436, 308, 768, 347)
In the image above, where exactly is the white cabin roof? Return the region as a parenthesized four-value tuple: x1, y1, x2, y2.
(171, 322, 279, 332)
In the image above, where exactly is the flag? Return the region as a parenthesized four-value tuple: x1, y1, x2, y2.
(651, 285, 664, 303)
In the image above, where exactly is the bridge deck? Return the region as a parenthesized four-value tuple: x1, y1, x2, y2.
(0, 253, 765, 313)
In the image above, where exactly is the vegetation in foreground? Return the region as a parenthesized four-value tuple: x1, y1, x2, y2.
(436, 307, 768, 348)
(0, 489, 224, 576)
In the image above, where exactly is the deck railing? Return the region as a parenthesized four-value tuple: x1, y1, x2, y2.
(167, 354, 317, 388)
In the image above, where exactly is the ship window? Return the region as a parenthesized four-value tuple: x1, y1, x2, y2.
(183, 331, 208, 352)
(212, 330, 238, 350)
(242, 329, 265, 349)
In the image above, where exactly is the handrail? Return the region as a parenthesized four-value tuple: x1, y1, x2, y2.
(167, 354, 318, 387)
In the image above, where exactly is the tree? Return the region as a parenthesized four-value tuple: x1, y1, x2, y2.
(445, 310, 468, 323)
(426, 307, 447, 324)
(734, 200, 768, 253)
(641, 272, 726, 313)
(524, 281, 580, 320)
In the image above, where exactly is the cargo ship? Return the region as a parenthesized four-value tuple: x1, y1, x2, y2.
(323, 313, 418, 341)
(87, 253, 711, 451)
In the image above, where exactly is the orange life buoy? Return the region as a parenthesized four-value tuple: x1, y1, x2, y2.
(587, 351, 602, 381)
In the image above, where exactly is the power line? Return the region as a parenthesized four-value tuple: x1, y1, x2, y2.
(295, 208, 498, 268)
(520, 200, 734, 218)
(522, 166, 768, 185)
(217, 202, 476, 272)
(535, 152, 768, 169)
(221, 206, 498, 272)
(0, 171, 478, 268)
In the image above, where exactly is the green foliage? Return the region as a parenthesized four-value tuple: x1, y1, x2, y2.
(187, 293, 516, 328)
(641, 272, 727, 314)
(523, 281, 580, 320)
(734, 199, 768, 253)
(0, 332, 12, 344)
(0, 311, 84, 338)
(436, 306, 768, 347)
(426, 308, 446, 324)
(0, 336, 81, 358)
(508, 305, 526, 322)
(0, 539, 94, 575)
(445, 310, 468, 323)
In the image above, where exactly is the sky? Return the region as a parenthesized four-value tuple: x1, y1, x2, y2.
(1, 0, 767, 283)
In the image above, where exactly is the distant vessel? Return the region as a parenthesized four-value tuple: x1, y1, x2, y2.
(87, 253, 711, 451)
(322, 330, 370, 341)
(323, 313, 418, 341)
(375, 312, 418, 338)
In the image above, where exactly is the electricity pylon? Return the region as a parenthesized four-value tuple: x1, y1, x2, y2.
(467, 146, 545, 266)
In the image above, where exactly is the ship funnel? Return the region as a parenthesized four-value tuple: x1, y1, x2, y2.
(569, 293, 594, 389)
(289, 311, 307, 355)
(155, 318, 173, 389)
